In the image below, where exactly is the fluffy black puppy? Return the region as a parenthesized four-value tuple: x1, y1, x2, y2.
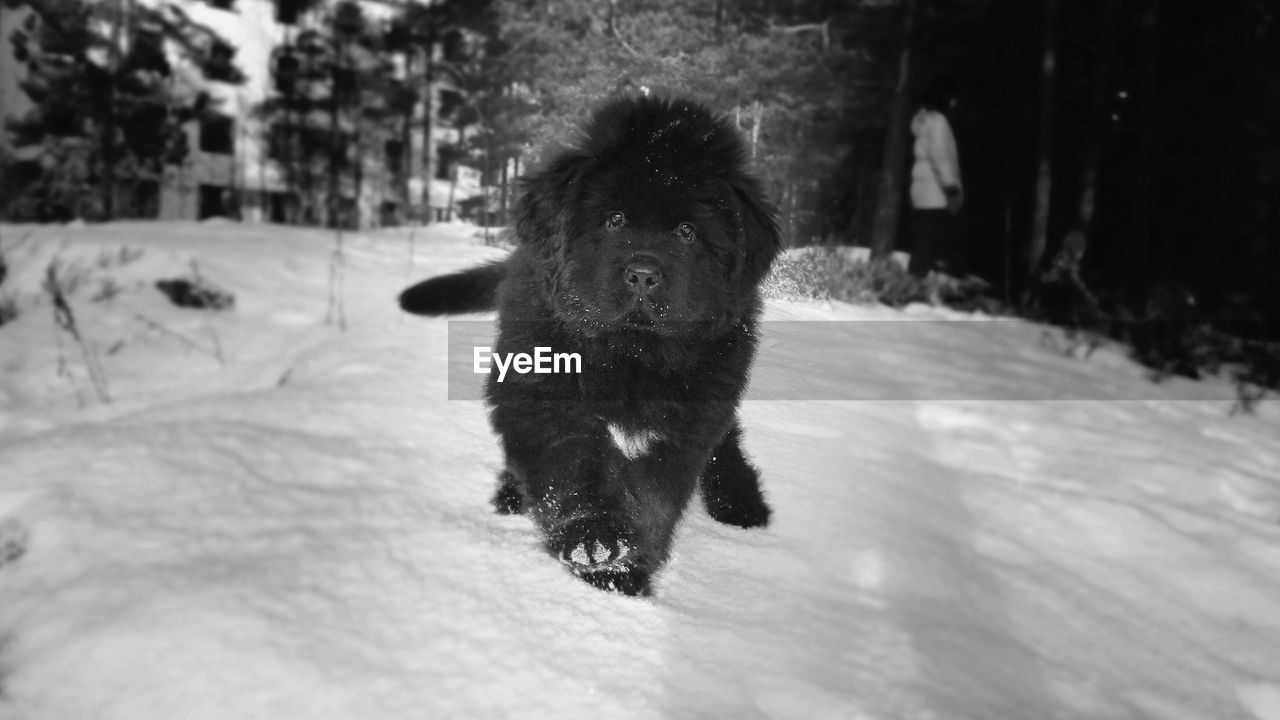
(400, 95, 781, 596)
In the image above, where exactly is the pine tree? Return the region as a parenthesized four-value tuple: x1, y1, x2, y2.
(3, 0, 245, 221)
(489, 0, 885, 245)
(379, 0, 495, 223)
(258, 0, 387, 227)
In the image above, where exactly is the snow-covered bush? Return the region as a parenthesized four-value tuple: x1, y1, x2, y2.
(763, 247, 926, 307)
(761, 248, 833, 301)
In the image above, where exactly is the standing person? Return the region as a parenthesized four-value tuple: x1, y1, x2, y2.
(907, 76, 965, 284)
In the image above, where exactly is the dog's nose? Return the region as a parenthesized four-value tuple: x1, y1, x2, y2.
(624, 262, 663, 296)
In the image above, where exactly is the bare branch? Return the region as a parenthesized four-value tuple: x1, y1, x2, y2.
(135, 313, 224, 362)
(608, 0, 640, 58)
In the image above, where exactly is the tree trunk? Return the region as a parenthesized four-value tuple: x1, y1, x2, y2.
(869, 0, 917, 259)
(257, 110, 268, 221)
(998, 3, 1034, 305)
(445, 126, 463, 222)
(232, 102, 244, 220)
(282, 26, 295, 218)
(0, 9, 5, 122)
(852, 129, 879, 245)
(1130, 0, 1160, 281)
(352, 118, 363, 229)
(177, 156, 186, 220)
(1076, 0, 1121, 237)
(1027, 0, 1058, 281)
(420, 28, 436, 224)
(484, 128, 493, 228)
(499, 153, 509, 226)
(1205, 4, 1252, 298)
(103, 0, 128, 219)
(400, 46, 415, 218)
(1236, 0, 1274, 326)
(299, 33, 317, 224)
(327, 35, 342, 228)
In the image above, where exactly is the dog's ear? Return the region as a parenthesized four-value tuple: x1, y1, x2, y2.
(516, 151, 592, 254)
(726, 174, 782, 284)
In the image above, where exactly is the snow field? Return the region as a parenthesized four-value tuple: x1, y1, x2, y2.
(0, 221, 1278, 719)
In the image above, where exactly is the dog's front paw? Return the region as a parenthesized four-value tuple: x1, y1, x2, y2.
(556, 516, 634, 569)
(704, 491, 771, 529)
(577, 564, 652, 596)
(552, 516, 651, 596)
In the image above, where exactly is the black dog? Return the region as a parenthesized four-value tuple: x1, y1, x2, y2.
(400, 96, 781, 595)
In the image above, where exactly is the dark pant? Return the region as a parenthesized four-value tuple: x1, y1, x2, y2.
(908, 209, 964, 278)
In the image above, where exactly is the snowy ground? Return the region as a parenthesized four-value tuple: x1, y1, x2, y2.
(1, 221, 1278, 720)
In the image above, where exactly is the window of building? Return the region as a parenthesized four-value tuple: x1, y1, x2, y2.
(385, 139, 404, 176)
(388, 80, 416, 114)
(204, 41, 239, 83)
(274, 51, 300, 94)
(333, 66, 358, 103)
(379, 201, 399, 227)
(208, 0, 235, 10)
(199, 114, 235, 155)
(329, 197, 359, 230)
(268, 192, 297, 224)
(132, 27, 169, 75)
(199, 185, 228, 220)
(442, 30, 466, 63)
(333, 3, 366, 38)
(437, 90, 462, 126)
(266, 122, 291, 163)
(276, 0, 306, 25)
(436, 145, 463, 181)
(130, 180, 160, 219)
(307, 127, 352, 169)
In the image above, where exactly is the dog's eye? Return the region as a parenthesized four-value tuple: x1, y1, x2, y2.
(606, 211, 627, 229)
(675, 222, 696, 243)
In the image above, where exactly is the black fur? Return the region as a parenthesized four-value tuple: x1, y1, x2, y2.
(399, 261, 506, 315)
(403, 95, 782, 596)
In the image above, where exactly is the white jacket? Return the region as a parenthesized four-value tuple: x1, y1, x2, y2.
(909, 109, 962, 210)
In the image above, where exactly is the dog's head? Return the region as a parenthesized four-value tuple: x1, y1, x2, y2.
(516, 95, 781, 339)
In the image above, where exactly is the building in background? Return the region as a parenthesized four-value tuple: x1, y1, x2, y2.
(0, 5, 35, 154)
(0, 0, 481, 227)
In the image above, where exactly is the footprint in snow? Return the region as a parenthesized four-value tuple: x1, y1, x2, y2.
(0, 519, 28, 569)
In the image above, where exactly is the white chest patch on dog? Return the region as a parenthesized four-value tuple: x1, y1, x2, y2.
(606, 423, 663, 460)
